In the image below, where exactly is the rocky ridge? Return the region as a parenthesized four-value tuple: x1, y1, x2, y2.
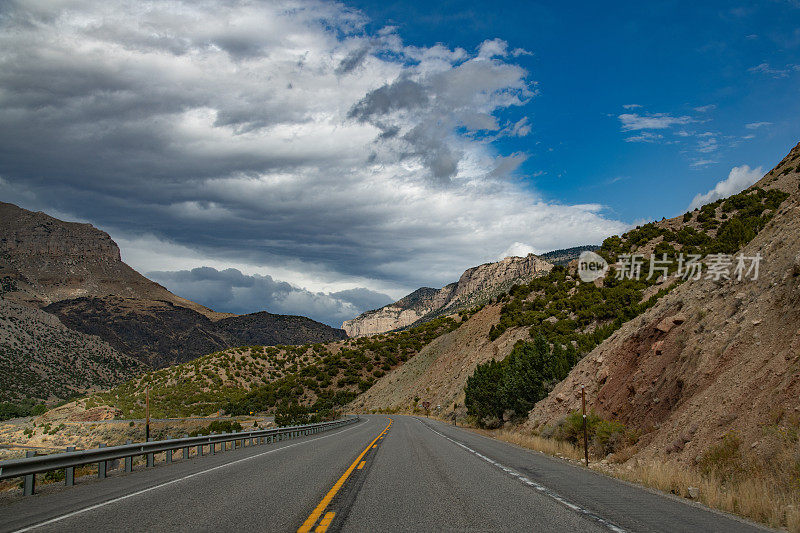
(342, 254, 552, 336)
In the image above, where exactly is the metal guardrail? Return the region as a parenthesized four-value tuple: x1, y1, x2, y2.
(0, 416, 359, 495)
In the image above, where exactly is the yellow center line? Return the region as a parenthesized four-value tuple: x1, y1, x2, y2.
(297, 418, 392, 533)
(315, 512, 336, 532)
(357, 461, 366, 469)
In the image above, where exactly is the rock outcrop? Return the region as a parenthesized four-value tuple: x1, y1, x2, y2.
(343, 254, 552, 336)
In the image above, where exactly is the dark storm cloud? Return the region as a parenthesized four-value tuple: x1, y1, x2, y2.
(148, 267, 392, 327)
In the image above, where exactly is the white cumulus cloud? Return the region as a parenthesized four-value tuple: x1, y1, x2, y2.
(689, 165, 764, 209)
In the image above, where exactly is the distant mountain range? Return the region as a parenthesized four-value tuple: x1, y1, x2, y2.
(0, 202, 345, 401)
(342, 254, 553, 336)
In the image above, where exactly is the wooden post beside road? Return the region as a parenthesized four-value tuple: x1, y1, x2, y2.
(581, 385, 589, 467)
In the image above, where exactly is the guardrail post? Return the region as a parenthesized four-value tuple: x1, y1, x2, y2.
(23, 451, 35, 495)
(166, 437, 173, 464)
(233, 431, 238, 449)
(98, 443, 107, 479)
(65, 446, 76, 486)
(197, 442, 204, 457)
(210, 433, 215, 455)
(147, 438, 154, 467)
(125, 440, 133, 472)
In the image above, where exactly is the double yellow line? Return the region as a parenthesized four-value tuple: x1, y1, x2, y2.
(298, 418, 392, 533)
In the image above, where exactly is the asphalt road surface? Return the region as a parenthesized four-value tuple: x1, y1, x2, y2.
(0, 415, 771, 532)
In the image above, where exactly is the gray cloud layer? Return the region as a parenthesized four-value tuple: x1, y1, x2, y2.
(148, 267, 392, 327)
(0, 0, 627, 322)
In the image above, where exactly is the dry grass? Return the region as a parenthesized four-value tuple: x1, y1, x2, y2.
(470, 426, 800, 532)
(620, 461, 800, 531)
(472, 427, 584, 461)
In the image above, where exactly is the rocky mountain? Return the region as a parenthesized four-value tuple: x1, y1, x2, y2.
(0, 202, 217, 317)
(351, 302, 529, 414)
(72, 315, 462, 419)
(525, 141, 800, 465)
(342, 254, 552, 336)
(0, 202, 347, 397)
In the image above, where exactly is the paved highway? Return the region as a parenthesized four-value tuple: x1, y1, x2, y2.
(0, 415, 770, 532)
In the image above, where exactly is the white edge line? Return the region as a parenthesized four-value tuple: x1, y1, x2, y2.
(12, 421, 363, 533)
(415, 417, 627, 533)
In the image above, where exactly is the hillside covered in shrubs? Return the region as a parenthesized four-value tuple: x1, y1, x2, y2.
(84, 315, 463, 418)
(466, 185, 789, 428)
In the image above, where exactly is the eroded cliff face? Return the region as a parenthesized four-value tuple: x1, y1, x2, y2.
(342, 254, 552, 336)
(0, 201, 214, 315)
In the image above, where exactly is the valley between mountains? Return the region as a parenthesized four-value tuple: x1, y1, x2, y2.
(1, 142, 800, 529)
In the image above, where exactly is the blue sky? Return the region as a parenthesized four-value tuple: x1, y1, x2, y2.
(352, 0, 800, 221)
(0, 0, 798, 326)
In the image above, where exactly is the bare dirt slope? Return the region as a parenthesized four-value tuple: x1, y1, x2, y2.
(525, 142, 800, 464)
(351, 304, 530, 414)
